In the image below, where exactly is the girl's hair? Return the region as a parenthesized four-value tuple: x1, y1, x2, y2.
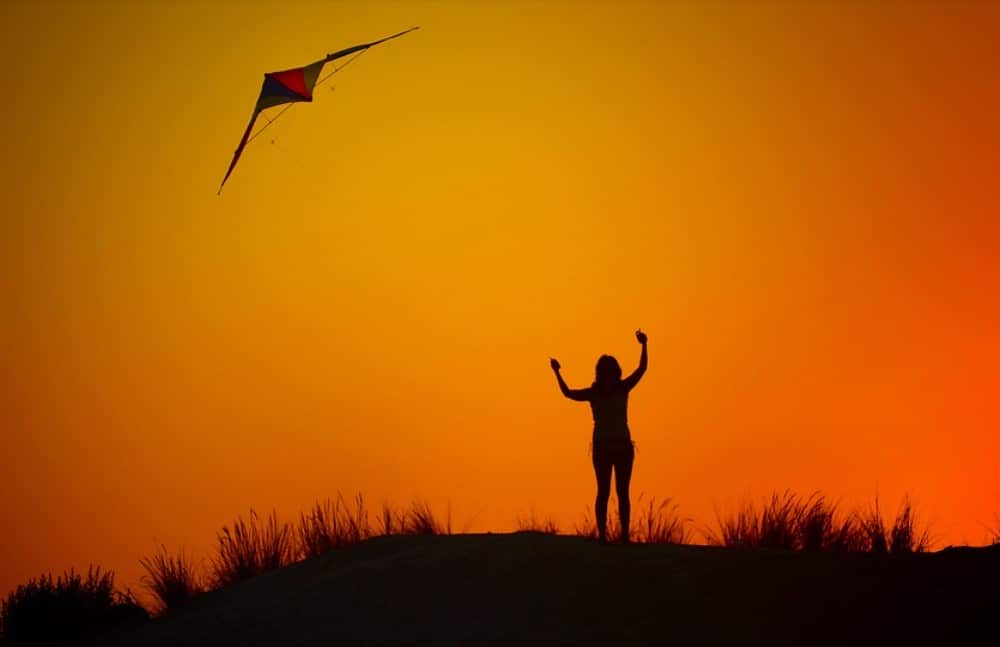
(593, 354, 622, 388)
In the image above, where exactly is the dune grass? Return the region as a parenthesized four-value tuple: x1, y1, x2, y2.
(379, 502, 399, 536)
(210, 510, 296, 589)
(708, 491, 931, 553)
(633, 495, 691, 544)
(858, 496, 890, 554)
(142, 489, 936, 610)
(378, 500, 450, 536)
(139, 546, 203, 615)
(797, 493, 836, 550)
(515, 510, 560, 535)
(888, 496, 932, 554)
(0, 566, 146, 644)
(793, 493, 867, 552)
(403, 500, 448, 535)
(707, 490, 814, 549)
(4, 487, 955, 643)
(857, 495, 932, 554)
(574, 493, 690, 544)
(575, 503, 621, 541)
(298, 494, 371, 559)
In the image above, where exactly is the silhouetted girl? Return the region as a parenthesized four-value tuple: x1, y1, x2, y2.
(550, 329, 648, 543)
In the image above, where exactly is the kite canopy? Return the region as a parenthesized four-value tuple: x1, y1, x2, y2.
(218, 27, 419, 194)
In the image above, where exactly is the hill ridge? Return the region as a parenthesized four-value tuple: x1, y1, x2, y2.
(91, 533, 998, 646)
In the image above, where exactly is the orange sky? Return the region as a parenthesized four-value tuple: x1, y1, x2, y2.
(3, 0, 999, 598)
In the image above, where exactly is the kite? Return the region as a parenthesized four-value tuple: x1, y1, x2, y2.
(218, 27, 419, 194)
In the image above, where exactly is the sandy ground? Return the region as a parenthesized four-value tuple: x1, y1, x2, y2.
(88, 533, 997, 646)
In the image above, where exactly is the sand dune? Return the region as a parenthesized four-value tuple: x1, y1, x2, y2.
(90, 533, 997, 646)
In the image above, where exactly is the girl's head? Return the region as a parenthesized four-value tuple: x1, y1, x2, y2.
(593, 354, 622, 388)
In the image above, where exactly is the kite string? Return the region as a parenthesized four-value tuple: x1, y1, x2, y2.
(246, 104, 295, 145)
(245, 48, 370, 146)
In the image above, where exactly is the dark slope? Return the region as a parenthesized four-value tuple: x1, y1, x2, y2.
(90, 533, 997, 646)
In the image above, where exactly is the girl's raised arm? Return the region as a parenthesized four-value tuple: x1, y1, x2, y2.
(551, 358, 591, 401)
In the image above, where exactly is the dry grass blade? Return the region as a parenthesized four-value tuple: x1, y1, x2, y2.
(345, 493, 370, 543)
(379, 502, 397, 536)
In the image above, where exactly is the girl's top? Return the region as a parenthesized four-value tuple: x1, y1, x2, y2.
(588, 384, 631, 443)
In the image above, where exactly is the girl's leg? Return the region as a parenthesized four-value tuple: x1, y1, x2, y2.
(593, 448, 613, 542)
(614, 443, 635, 543)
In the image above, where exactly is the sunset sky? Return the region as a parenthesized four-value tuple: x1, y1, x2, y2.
(3, 0, 999, 598)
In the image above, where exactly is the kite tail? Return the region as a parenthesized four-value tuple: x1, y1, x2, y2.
(218, 111, 260, 195)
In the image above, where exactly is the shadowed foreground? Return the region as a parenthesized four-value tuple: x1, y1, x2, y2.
(91, 533, 996, 646)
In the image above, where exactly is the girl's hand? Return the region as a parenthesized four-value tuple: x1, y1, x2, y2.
(635, 329, 647, 345)
(550, 358, 561, 371)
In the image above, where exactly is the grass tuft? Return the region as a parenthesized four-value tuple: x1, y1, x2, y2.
(575, 502, 622, 542)
(757, 490, 802, 549)
(707, 499, 758, 548)
(210, 509, 295, 589)
(632, 495, 691, 544)
(515, 510, 560, 535)
(858, 495, 889, 554)
(0, 566, 147, 644)
(297, 494, 370, 559)
(707, 491, 917, 552)
(889, 496, 931, 554)
(139, 546, 203, 615)
(379, 502, 399, 536)
(575, 493, 691, 544)
(403, 500, 445, 535)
